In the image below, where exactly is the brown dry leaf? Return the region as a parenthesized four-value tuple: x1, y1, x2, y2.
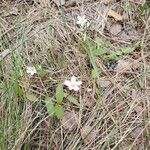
(108, 9, 123, 21)
(80, 125, 96, 144)
(119, 31, 130, 41)
(127, 28, 139, 40)
(131, 61, 141, 70)
(53, 0, 65, 6)
(61, 111, 78, 130)
(65, 0, 76, 7)
(109, 23, 122, 35)
(115, 59, 131, 72)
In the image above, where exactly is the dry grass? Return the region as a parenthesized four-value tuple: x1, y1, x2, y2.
(0, 0, 150, 150)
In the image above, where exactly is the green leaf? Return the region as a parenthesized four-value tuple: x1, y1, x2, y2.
(54, 104, 64, 119)
(92, 68, 99, 79)
(45, 96, 54, 117)
(121, 47, 133, 54)
(64, 93, 80, 107)
(35, 64, 42, 72)
(95, 37, 102, 45)
(107, 52, 118, 60)
(35, 64, 47, 77)
(115, 50, 122, 56)
(93, 47, 108, 56)
(95, 37, 111, 49)
(56, 84, 64, 104)
(15, 84, 24, 96)
(26, 93, 38, 102)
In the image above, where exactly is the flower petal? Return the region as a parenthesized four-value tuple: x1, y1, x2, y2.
(68, 85, 74, 90)
(26, 66, 37, 76)
(76, 81, 82, 86)
(71, 76, 77, 83)
(64, 80, 71, 87)
(73, 86, 80, 91)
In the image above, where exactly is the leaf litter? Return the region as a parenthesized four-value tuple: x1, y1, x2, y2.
(0, 0, 149, 149)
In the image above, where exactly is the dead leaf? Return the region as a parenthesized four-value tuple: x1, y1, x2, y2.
(108, 9, 123, 21)
(115, 59, 131, 72)
(65, 0, 76, 7)
(119, 31, 130, 41)
(131, 60, 141, 70)
(61, 111, 78, 130)
(110, 23, 122, 35)
(127, 28, 139, 40)
(80, 125, 96, 144)
(53, 0, 65, 6)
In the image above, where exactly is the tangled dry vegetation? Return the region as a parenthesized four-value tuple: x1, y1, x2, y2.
(0, 0, 150, 149)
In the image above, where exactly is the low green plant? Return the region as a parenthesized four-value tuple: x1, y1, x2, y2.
(82, 36, 134, 76)
(106, 47, 134, 61)
(45, 84, 80, 119)
(83, 37, 108, 79)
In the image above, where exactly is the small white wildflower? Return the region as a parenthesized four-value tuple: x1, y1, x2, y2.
(26, 66, 37, 76)
(77, 15, 89, 28)
(64, 76, 82, 91)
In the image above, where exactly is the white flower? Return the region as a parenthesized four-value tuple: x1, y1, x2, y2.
(76, 15, 89, 28)
(64, 76, 82, 91)
(26, 66, 37, 76)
